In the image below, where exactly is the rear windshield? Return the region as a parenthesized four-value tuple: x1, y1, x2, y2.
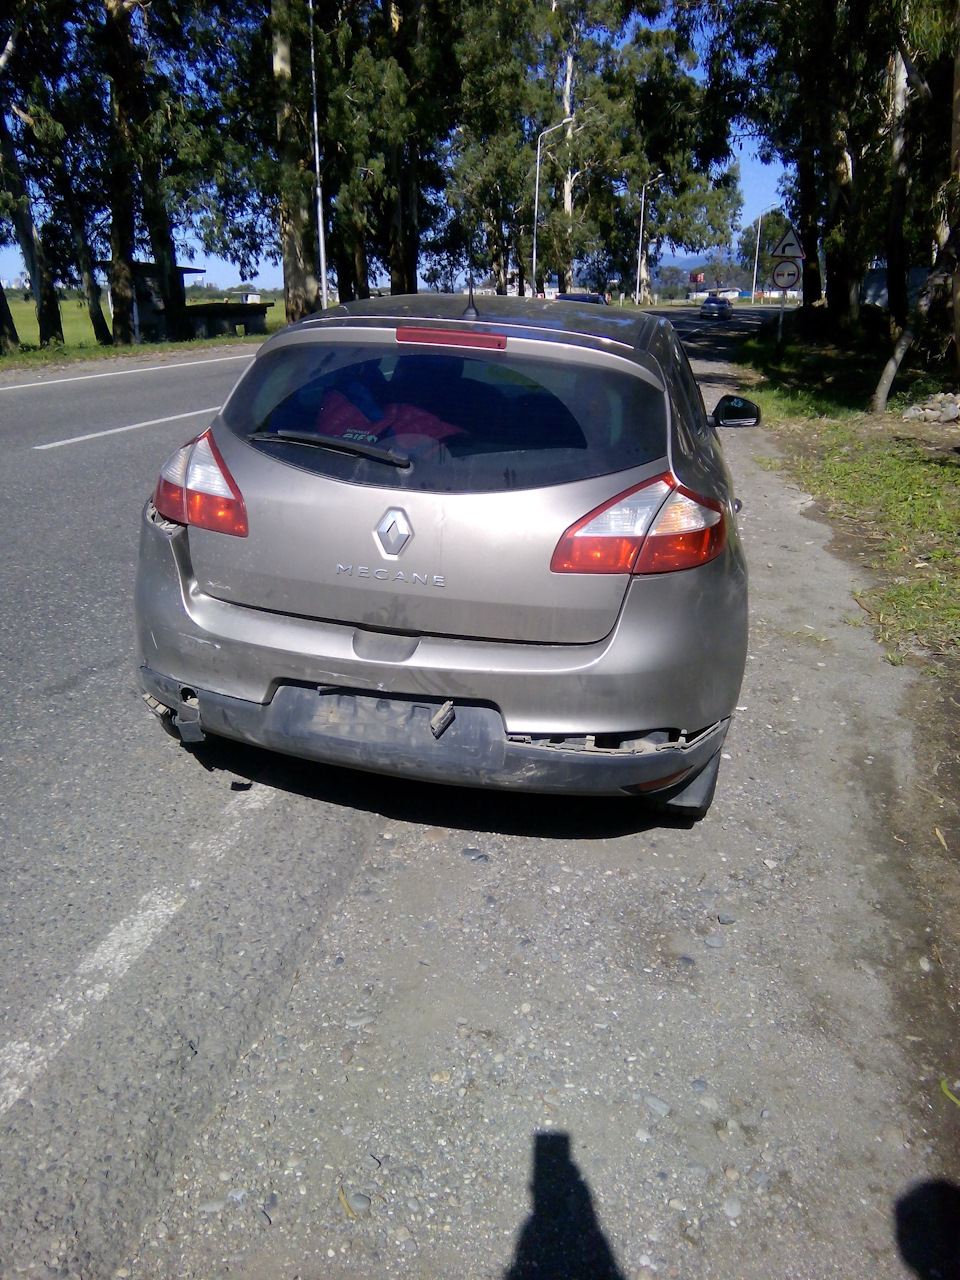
(222, 341, 667, 493)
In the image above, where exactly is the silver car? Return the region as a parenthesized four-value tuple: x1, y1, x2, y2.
(136, 296, 756, 817)
(699, 294, 733, 320)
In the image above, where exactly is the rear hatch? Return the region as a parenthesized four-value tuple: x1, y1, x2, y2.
(191, 327, 669, 645)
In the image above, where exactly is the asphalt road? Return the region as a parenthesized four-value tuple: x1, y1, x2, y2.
(0, 316, 956, 1279)
(0, 348, 376, 1274)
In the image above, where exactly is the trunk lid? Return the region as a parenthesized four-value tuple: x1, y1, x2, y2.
(190, 442, 670, 644)
(189, 332, 670, 644)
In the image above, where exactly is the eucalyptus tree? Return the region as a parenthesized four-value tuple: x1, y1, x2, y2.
(178, 0, 463, 308)
(677, 0, 892, 319)
(622, 23, 742, 299)
(872, 0, 960, 405)
(163, 0, 323, 319)
(677, 0, 960, 332)
(2, 6, 112, 344)
(447, 0, 536, 294)
(367, 0, 463, 294)
(0, 3, 67, 345)
(0, 201, 21, 351)
(529, 0, 648, 291)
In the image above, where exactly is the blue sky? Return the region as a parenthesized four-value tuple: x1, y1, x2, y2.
(1, 140, 786, 292)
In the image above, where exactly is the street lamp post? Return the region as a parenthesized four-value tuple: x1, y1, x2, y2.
(307, 0, 329, 309)
(634, 173, 664, 306)
(532, 117, 573, 296)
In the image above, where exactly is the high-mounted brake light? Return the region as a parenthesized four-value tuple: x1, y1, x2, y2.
(551, 474, 725, 575)
(396, 326, 507, 350)
(153, 430, 248, 537)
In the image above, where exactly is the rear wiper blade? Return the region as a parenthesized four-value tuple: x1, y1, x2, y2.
(248, 429, 411, 469)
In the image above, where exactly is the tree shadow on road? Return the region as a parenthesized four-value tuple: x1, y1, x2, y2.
(895, 1180, 960, 1280)
(504, 1132, 627, 1280)
(185, 736, 693, 840)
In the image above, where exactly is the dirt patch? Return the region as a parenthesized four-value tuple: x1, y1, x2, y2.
(758, 409, 960, 1182)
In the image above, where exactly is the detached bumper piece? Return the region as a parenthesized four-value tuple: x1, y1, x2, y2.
(139, 667, 728, 797)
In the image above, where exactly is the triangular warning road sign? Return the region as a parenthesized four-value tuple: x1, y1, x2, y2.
(771, 226, 805, 259)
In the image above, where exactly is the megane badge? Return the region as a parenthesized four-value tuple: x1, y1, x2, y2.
(376, 508, 412, 558)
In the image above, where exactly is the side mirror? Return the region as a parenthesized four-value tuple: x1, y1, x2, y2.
(711, 394, 761, 428)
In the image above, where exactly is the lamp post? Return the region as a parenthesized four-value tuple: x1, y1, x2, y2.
(750, 205, 777, 304)
(532, 117, 573, 296)
(307, 0, 329, 308)
(634, 173, 663, 306)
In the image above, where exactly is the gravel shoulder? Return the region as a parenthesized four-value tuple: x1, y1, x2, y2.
(115, 363, 960, 1279)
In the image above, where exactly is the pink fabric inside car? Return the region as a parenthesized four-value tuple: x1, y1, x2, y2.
(316, 390, 465, 444)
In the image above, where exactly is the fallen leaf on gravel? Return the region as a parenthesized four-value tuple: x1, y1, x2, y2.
(338, 1185, 357, 1219)
(935, 827, 949, 851)
(940, 1079, 960, 1108)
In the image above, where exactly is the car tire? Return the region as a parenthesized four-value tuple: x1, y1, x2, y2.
(650, 750, 721, 821)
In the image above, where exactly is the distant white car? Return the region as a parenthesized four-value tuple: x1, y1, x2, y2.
(700, 295, 733, 319)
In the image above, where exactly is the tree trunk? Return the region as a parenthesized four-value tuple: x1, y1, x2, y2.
(825, 139, 859, 324)
(489, 213, 508, 294)
(388, 140, 416, 294)
(871, 224, 960, 412)
(402, 148, 419, 293)
(951, 20, 960, 374)
(334, 238, 356, 303)
(75, 237, 112, 346)
(797, 151, 823, 307)
(886, 48, 910, 328)
(0, 113, 63, 344)
(0, 280, 20, 353)
(103, 0, 138, 344)
(52, 170, 112, 344)
(638, 244, 653, 304)
(561, 50, 575, 289)
(142, 158, 188, 340)
(108, 181, 136, 345)
(352, 224, 370, 299)
(280, 196, 316, 320)
(273, 0, 316, 322)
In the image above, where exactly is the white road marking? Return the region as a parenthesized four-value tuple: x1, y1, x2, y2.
(33, 406, 220, 451)
(75, 887, 186, 981)
(1, 351, 255, 394)
(0, 785, 274, 1116)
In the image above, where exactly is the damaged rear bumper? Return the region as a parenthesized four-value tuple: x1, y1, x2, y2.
(140, 665, 728, 798)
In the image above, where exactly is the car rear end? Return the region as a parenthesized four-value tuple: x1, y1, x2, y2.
(135, 298, 746, 805)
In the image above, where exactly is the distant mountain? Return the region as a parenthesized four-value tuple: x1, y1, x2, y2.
(658, 252, 710, 270)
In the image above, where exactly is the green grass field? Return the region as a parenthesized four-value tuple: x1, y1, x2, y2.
(3, 293, 288, 354)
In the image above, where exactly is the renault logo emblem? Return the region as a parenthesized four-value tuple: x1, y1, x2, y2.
(375, 508, 412, 558)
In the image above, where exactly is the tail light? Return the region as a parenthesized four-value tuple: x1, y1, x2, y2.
(551, 474, 725, 575)
(153, 430, 248, 537)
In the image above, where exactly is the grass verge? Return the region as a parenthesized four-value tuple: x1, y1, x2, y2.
(738, 330, 959, 657)
(0, 294, 287, 372)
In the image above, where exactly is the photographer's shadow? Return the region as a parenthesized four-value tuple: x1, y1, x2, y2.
(896, 1180, 960, 1280)
(504, 1132, 626, 1280)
